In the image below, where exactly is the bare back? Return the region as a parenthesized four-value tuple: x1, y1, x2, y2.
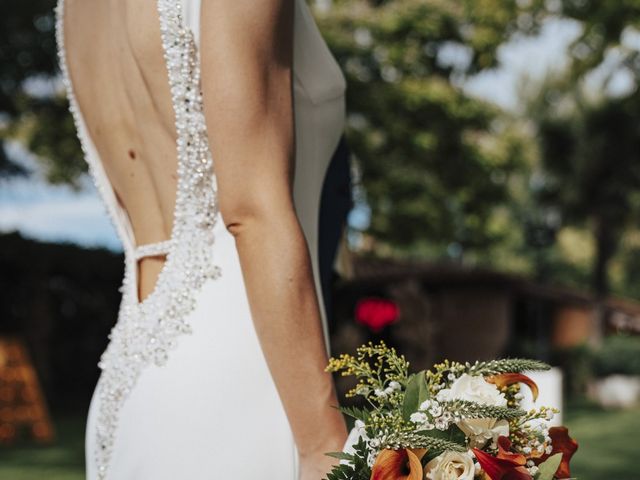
(63, 0, 183, 298)
(62, 0, 348, 304)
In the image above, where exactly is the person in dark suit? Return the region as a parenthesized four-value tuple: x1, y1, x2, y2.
(318, 134, 352, 330)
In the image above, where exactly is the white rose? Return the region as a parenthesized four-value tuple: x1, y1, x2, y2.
(457, 418, 509, 449)
(425, 451, 475, 480)
(436, 374, 507, 407)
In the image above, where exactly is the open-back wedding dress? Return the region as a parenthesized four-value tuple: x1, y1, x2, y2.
(55, 0, 346, 478)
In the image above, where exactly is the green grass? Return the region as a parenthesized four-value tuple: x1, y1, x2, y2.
(0, 415, 85, 480)
(0, 403, 638, 479)
(565, 401, 640, 480)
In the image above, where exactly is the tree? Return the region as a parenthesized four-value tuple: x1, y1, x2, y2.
(315, 0, 546, 259)
(524, 1, 640, 295)
(532, 88, 640, 294)
(0, 0, 85, 184)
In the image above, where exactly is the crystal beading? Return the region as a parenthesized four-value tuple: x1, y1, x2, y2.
(56, 1, 221, 478)
(133, 239, 174, 261)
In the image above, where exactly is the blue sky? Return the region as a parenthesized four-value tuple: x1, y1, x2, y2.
(0, 141, 122, 250)
(0, 18, 581, 251)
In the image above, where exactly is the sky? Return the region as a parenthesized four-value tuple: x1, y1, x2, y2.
(0, 141, 122, 250)
(0, 18, 582, 252)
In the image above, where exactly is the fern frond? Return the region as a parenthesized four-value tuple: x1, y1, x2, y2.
(339, 405, 371, 423)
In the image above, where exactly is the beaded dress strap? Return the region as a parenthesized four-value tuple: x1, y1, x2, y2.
(132, 239, 173, 261)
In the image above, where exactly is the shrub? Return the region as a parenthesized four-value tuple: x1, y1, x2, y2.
(593, 335, 640, 377)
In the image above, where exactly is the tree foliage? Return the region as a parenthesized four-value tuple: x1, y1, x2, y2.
(524, 1, 640, 294)
(316, 0, 545, 257)
(0, 0, 84, 184)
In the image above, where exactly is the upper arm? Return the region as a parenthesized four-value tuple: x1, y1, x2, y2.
(199, 0, 295, 223)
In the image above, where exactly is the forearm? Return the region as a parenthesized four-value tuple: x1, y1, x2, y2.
(231, 209, 347, 456)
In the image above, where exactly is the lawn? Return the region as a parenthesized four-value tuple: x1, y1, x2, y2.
(565, 402, 640, 480)
(0, 403, 638, 479)
(0, 415, 85, 480)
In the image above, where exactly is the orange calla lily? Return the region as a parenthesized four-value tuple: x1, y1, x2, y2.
(496, 436, 527, 463)
(486, 373, 539, 401)
(473, 436, 532, 480)
(370, 448, 427, 480)
(535, 426, 578, 479)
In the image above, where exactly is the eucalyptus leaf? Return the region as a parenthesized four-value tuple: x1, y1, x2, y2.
(402, 370, 430, 420)
(536, 453, 562, 480)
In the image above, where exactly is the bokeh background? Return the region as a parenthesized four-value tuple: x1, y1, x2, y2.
(2, 0, 640, 478)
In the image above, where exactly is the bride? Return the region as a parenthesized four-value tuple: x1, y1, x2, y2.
(56, 0, 349, 478)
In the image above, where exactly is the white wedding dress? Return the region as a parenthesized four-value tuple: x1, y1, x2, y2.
(55, 0, 346, 478)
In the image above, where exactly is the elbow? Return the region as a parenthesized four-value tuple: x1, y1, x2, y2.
(218, 189, 297, 238)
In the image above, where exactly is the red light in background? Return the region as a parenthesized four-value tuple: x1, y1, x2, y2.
(355, 298, 400, 332)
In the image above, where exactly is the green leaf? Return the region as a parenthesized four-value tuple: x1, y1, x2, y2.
(325, 451, 354, 461)
(536, 453, 563, 480)
(402, 370, 430, 420)
(420, 426, 467, 463)
(339, 405, 371, 423)
(426, 425, 467, 446)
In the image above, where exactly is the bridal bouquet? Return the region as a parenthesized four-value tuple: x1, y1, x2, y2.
(324, 342, 578, 480)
